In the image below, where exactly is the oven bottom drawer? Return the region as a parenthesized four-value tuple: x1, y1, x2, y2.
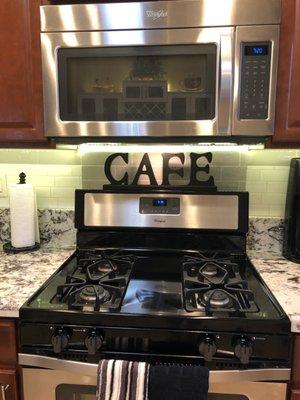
(22, 368, 288, 400)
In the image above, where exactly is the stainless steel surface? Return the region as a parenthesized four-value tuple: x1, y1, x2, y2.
(40, 0, 280, 139)
(19, 353, 291, 383)
(83, 193, 239, 230)
(0, 385, 9, 400)
(40, 0, 281, 32)
(41, 27, 232, 138)
(232, 25, 280, 136)
(217, 33, 233, 135)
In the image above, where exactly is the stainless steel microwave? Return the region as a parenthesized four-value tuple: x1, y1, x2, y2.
(40, 0, 280, 141)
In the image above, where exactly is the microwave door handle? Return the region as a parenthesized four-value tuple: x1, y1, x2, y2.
(19, 354, 290, 382)
(218, 34, 233, 135)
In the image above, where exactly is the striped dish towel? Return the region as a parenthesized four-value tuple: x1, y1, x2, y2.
(97, 359, 149, 400)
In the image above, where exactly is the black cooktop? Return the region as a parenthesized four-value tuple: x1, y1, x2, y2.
(20, 248, 289, 333)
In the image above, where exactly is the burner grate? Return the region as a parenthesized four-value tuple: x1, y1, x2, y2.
(182, 253, 258, 314)
(54, 250, 135, 312)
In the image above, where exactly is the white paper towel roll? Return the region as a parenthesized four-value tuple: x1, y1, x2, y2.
(9, 182, 39, 248)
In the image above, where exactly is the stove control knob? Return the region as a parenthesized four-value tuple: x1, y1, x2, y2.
(199, 335, 217, 362)
(85, 330, 103, 355)
(51, 328, 70, 354)
(234, 337, 253, 365)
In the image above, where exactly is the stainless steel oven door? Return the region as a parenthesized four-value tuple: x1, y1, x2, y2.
(20, 354, 290, 400)
(41, 27, 233, 139)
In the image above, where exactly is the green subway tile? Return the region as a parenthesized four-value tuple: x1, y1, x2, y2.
(82, 152, 126, 166)
(35, 187, 51, 198)
(261, 193, 286, 206)
(82, 179, 104, 189)
(54, 176, 81, 188)
(261, 168, 289, 182)
(249, 204, 269, 217)
(215, 181, 239, 191)
(221, 167, 247, 181)
(82, 165, 108, 180)
(36, 197, 58, 209)
(242, 150, 297, 166)
(249, 193, 262, 204)
(211, 151, 240, 166)
(267, 181, 288, 193)
(245, 167, 261, 181)
(57, 197, 75, 209)
(269, 205, 285, 218)
(0, 149, 39, 164)
(245, 181, 267, 193)
(51, 187, 77, 198)
(210, 166, 221, 180)
(37, 150, 80, 165)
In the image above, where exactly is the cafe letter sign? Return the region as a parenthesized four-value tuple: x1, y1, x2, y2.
(104, 152, 214, 187)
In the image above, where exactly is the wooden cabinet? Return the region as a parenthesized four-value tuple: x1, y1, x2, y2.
(273, 0, 300, 144)
(0, 0, 47, 147)
(292, 335, 300, 393)
(292, 390, 300, 400)
(0, 370, 19, 400)
(0, 320, 19, 400)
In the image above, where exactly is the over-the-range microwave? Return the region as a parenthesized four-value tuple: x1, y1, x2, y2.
(40, 0, 280, 142)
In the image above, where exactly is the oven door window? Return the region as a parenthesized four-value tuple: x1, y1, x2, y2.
(58, 45, 217, 122)
(56, 384, 96, 399)
(55, 385, 249, 400)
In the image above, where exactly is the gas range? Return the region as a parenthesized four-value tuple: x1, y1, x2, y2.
(19, 189, 291, 371)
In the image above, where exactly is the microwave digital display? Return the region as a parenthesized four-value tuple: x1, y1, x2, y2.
(244, 45, 269, 56)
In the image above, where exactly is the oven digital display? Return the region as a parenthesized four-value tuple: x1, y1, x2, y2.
(153, 198, 167, 207)
(244, 45, 269, 56)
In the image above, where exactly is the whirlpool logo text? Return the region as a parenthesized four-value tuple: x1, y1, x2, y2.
(146, 10, 168, 20)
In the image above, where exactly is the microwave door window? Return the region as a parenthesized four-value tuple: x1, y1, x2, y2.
(57, 44, 217, 122)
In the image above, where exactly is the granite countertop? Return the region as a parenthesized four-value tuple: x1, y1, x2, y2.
(250, 253, 300, 333)
(0, 249, 299, 333)
(0, 248, 74, 317)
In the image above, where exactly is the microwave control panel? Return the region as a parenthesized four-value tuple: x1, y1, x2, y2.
(139, 197, 180, 215)
(239, 42, 271, 120)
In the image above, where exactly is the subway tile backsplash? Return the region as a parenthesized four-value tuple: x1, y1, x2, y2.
(0, 148, 299, 218)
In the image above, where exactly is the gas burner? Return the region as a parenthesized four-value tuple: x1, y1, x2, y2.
(182, 254, 259, 314)
(202, 289, 233, 309)
(79, 285, 110, 304)
(201, 263, 218, 277)
(52, 250, 135, 311)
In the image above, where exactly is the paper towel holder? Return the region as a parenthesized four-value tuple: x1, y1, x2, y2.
(3, 172, 41, 254)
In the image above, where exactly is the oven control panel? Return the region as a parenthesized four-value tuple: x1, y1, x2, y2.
(139, 197, 180, 215)
(239, 42, 271, 120)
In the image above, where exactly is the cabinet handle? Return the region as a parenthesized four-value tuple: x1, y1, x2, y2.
(0, 384, 9, 400)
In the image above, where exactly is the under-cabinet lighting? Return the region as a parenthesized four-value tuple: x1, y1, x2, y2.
(77, 143, 265, 154)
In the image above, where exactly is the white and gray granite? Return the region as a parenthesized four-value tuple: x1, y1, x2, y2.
(0, 209, 285, 253)
(251, 253, 300, 333)
(0, 208, 75, 249)
(0, 248, 74, 317)
(248, 218, 284, 253)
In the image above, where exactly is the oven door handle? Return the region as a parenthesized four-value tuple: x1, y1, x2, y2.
(19, 353, 290, 383)
(217, 31, 234, 135)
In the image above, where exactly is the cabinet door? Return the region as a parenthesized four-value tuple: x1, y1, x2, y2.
(292, 335, 300, 390)
(273, 0, 300, 144)
(291, 390, 300, 400)
(0, 319, 17, 367)
(0, 370, 18, 400)
(0, 0, 46, 145)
